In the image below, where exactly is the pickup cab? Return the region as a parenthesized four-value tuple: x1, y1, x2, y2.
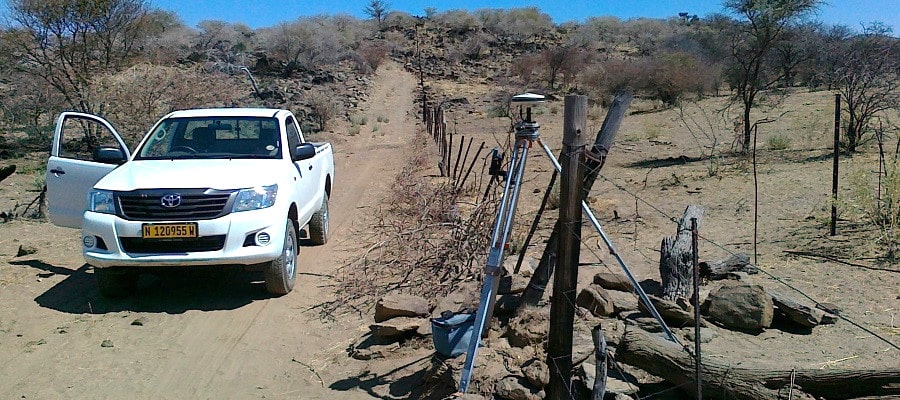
(45, 108, 334, 297)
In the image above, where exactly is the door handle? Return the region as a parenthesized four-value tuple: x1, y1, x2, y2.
(50, 168, 65, 175)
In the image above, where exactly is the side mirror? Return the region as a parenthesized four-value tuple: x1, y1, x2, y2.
(292, 143, 316, 161)
(93, 146, 127, 165)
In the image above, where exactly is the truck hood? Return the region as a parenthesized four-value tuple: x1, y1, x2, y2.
(95, 159, 285, 191)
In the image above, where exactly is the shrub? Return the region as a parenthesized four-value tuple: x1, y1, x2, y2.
(350, 114, 368, 126)
(306, 89, 341, 132)
(766, 133, 792, 150)
(846, 160, 900, 259)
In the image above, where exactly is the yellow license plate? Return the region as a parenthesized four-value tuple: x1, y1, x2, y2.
(142, 223, 198, 239)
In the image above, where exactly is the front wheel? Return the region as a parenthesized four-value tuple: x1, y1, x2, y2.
(95, 266, 137, 298)
(264, 219, 298, 295)
(308, 193, 329, 245)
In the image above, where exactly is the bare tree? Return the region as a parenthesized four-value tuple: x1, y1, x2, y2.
(5, 0, 151, 117)
(364, 0, 390, 29)
(724, 0, 821, 153)
(825, 24, 899, 152)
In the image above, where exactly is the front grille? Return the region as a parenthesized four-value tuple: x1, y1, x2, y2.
(118, 189, 234, 221)
(120, 235, 226, 253)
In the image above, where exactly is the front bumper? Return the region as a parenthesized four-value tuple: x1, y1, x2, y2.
(81, 208, 286, 269)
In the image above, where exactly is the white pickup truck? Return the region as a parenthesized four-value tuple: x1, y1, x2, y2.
(45, 108, 334, 297)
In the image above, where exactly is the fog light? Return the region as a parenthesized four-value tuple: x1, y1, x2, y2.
(83, 235, 96, 248)
(256, 232, 271, 246)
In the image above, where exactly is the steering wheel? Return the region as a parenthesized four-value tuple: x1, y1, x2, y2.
(170, 146, 197, 154)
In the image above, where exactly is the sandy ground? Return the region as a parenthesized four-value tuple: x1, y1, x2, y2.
(0, 62, 425, 399)
(1, 63, 898, 400)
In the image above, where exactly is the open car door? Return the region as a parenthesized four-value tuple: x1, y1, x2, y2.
(46, 112, 130, 228)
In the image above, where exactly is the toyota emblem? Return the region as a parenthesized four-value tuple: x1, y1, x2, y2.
(161, 193, 182, 208)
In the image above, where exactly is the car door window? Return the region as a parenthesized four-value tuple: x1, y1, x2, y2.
(286, 117, 301, 151)
(59, 117, 127, 161)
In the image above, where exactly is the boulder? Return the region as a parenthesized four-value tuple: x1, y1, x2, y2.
(495, 376, 543, 400)
(705, 283, 773, 331)
(374, 294, 429, 323)
(576, 284, 615, 317)
(369, 316, 422, 338)
(607, 290, 639, 315)
(770, 291, 825, 329)
(593, 272, 633, 292)
(433, 282, 480, 318)
(521, 358, 549, 388)
(507, 307, 549, 348)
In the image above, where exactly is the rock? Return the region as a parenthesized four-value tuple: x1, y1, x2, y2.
(770, 291, 825, 329)
(577, 363, 639, 395)
(593, 272, 633, 292)
(507, 307, 549, 348)
(369, 316, 422, 338)
(630, 317, 663, 333)
(374, 294, 429, 323)
(131, 317, 148, 326)
(680, 327, 719, 343)
(454, 395, 488, 400)
(351, 341, 401, 360)
(572, 329, 596, 364)
(416, 319, 432, 337)
(521, 358, 549, 388)
(639, 294, 705, 328)
(100, 339, 114, 348)
(433, 282, 480, 318)
(16, 245, 37, 257)
(820, 312, 838, 325)
(495, 376, 543, 400)
(350, 334, 402, 360)
(607, 290, 639, 315)
(705, 283, 773, 331)
(576, 284, 615, 317)
(499, 273, 529, 295)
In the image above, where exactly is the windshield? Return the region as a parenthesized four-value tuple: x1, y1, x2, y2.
(135, 116, 281, 160)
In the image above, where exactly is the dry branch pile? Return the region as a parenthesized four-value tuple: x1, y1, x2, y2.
(325, 132, 499, 316)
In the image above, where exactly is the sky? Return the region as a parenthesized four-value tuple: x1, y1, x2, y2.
(150, 0, 898, 34)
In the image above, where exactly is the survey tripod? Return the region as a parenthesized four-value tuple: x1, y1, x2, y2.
(458, 94, 679, 393)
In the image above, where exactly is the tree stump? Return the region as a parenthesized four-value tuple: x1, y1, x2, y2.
(659, 205, 704, 302)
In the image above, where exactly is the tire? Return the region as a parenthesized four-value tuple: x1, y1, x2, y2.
(308, 193, 329, 245)
(95, 266, 136, 298)
(264, 219, 298, 295)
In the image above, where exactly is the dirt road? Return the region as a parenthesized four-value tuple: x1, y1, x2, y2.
(0, 63, 419, 399)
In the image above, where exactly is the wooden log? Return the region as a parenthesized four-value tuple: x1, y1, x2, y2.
(700, 253, 757, 280)
(618, 327, 900, 400)
(660, 205, 704, 302)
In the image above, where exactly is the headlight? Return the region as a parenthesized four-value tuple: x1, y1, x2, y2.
(89, 190, 116, 214)
(233, 184, 278, 212)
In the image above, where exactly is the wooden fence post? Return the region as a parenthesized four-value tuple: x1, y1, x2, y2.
(547, 94, 587, 400)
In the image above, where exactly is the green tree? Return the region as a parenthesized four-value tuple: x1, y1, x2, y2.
(724, 0, 821, 153)
(364, 0, 390, 29)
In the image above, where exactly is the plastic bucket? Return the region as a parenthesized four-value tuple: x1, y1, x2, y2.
(430, 312, 476, 358)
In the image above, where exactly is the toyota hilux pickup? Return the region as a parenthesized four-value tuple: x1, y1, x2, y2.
(45, 108, 334, 297)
